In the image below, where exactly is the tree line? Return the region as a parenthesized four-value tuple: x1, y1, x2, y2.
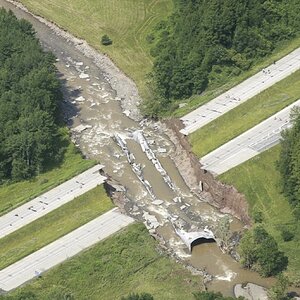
(144, 0, 300, 116)
(0, 9, 63, 182)
(279, 108, 300, 218)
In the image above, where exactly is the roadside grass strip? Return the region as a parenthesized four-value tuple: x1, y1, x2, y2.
(0, 208, 132, 292)
(19, 0, 173, 100)
(0, 185, 114, 272)
(219, 145, 300, 280)
(8, 223, 203, 299)
(0, 164, 106, 239)
(190, 69, 300, 158)
(0, 142, 95, 216)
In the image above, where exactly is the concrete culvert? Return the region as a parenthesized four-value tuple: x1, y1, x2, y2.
(191, 237, 216, 252)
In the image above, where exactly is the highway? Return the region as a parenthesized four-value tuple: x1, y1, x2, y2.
(180, 47, 300, 135)
(200, 99, 300, 175)
(0, 164, 106, 239)
(0, 208, 134, 292)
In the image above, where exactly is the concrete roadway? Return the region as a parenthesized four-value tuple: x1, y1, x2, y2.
(0, 164, 106, 239)
(180, 47, 300, 135)
(200, 99, 300, 176)
(0, 208, 135, 292)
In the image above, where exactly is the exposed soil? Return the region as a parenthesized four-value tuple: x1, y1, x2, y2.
(164, 118, 251, 225)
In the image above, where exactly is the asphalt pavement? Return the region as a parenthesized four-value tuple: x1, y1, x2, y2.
(0, 208, 134, 292)
(200, 99, 300, 175)
(0, 164, 106, 239)
(180, 47, 300, 135)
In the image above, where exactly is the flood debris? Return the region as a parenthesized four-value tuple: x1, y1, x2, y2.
(143, 211, 160, 229)
(132, 130, 176, 191)
(75, 96, 85, 102)
(72, 124, 92, 133)
(114, 133, 156, 199)
(79, 73, 89, 79)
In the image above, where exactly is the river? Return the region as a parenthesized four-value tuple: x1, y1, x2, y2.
(0, 0, 277, 295)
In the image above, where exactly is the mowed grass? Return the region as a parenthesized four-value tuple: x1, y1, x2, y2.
(174, 36, 300, 117)
(189, 69, 300, 158)
(0, 141, 95, 216)
(10, 223, 203, 300)
(0, 185, 113, 271)
(19, 0, 173, 100)
(219, 145, 300, 280)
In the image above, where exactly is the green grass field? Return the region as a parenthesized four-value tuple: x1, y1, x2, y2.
(19, 0, 173, 100)
(0, 140, 95, 216)
(189, 69, 300, 158)
(9, 223, 203, 300)
(220, 146, 300, 281)
(0, 185, 113, 270)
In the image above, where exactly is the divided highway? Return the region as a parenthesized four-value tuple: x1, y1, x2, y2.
(0, 208, 134, 292)
(180, 47, 300, 135)
(0, 165, 106, 239)
(200, 99, 300, 175)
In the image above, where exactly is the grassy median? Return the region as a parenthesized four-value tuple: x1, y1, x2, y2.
(9, 223, 203, 299)
(219, 145, 300, 280)
(19, 0, 173, 100)
(0, 139, 95, 216)
(0, 185, 113, 271)
(189, 69, 300, 158)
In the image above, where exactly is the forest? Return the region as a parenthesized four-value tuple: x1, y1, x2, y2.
(279, 108, 300, 220)
(0, 9, 63, 182)
(145, 0, 300, 115)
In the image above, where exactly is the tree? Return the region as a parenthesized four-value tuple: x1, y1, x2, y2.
(121, 293, 154, 300)
(146, 0, 300, 116)
(215, 215, 231, 248)
(0, 9, 63, 183)
(101, 34, 112, 46)
(239, 230, 257, 269)
(268, 273, 290, 300)
(239, 226, 288, 277)
(193, 291, 236, 300)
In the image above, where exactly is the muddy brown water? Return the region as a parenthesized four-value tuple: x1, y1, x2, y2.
(0, 0, 280, 295)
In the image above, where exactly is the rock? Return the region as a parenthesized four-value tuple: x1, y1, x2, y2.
(234, 283, 268, 300)
(157, 148, 167, 153)
(152, 200, 164, 206)
(179, 102, 187, 108)
(72, 124, 92, 133)
(75, 96, 85, 102)
(79, 73, 89, 79)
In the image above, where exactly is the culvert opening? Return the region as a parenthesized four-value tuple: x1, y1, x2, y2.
(191, 238, 216, 252)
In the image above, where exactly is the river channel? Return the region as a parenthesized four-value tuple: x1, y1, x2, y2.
(1, 0, 277, 295)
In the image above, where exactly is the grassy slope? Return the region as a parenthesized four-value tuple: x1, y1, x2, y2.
(19, 0, 173, 100)
(0, 141, 95, 216)
(190, 69, 300, 158)
(174, 36, 300, 117)
(0, 185, 113, 270)
(220, 146, 300, 280)
(11, 223, 203, 300)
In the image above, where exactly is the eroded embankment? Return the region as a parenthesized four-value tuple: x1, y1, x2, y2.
(164, 118, 251, 225)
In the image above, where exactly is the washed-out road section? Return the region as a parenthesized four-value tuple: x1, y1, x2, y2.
(200, 99, 300, 175)
(180, 47, 300, 135)
(0, 208, 134, 292)
(0, 165, 106, 239)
